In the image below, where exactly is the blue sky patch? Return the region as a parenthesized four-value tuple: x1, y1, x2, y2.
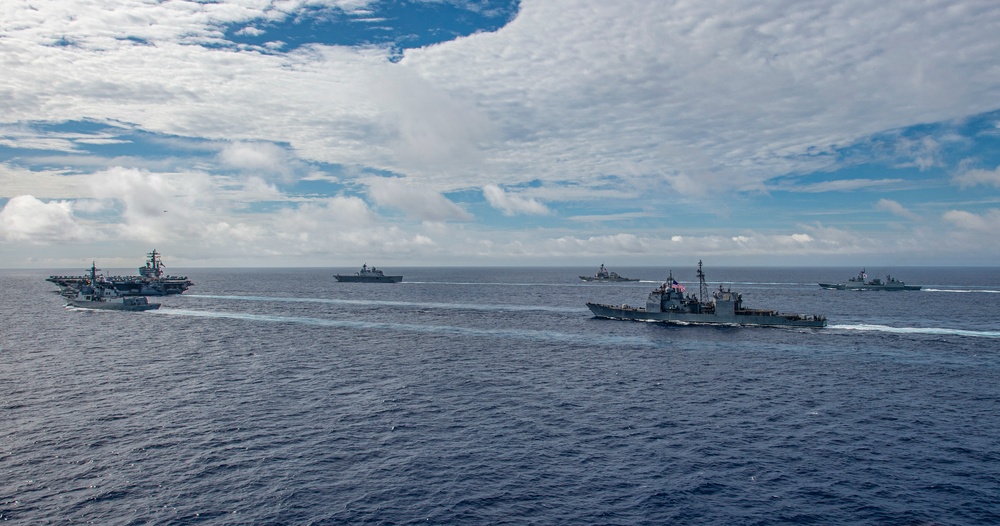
(225, 0, 520, 58)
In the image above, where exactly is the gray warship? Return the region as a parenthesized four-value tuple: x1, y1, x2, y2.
(47, 249, 193, 296)
(587, 260, 826, 328)
(65, 263, 161, 311)
(819, 269, 921, 291)
(335, 264, 403, 283)
(580, 263, 638, 282)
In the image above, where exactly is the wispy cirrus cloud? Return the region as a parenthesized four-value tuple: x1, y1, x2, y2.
(876, 198, 921, 221)
(483, 184, 550, 216)
(942, 208, 1000, 233)
(788, 179, 909, 193)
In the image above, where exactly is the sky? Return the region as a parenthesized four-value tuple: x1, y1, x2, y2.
(2, 0, 1000, 269)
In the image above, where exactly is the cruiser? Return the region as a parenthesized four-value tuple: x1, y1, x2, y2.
(587, 261, 826, 328)
(819, 269, 921, 291)
(335, 264, 403, 283)
(580, 263, 638, 282)
(65, 263, 161, 311)
(47, 249, 193, 296)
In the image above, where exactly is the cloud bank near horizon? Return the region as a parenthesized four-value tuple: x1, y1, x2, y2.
(2, 0, 1000, 267)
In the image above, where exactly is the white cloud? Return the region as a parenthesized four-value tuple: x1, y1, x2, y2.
(894, 136, 943, 170)
(405, 0, 1000, 193)
(235, 26, 265, 37)
(460, 226, 918, 264)
(365, 177, 472, 222)
(4, 1, 1000, 266)
(789, 179, 909, 193)
(549, 233, 651, 254)
(4, 0, 999, 198)
(876, 198, 920, 221)
(218, 142, 296, 181)
(0, 195, 90, 243)
(483, 185, 550, 216)
(0, 0, 1000, 198)
(269, 195, 444, 256)
(942, 209, 1000, 233)
(89, 166, 241, 243)
(0, 163, 89, 199)
(953, 165, 1000, 188)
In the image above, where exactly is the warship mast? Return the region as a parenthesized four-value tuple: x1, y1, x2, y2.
(697, 259, 708, 306)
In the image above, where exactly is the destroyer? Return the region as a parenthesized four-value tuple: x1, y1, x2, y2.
(65, 263, 160, 311)
(587, 261, 826, 328)
(335, 264, 402, 283)
(47, 249, 193, 296)
(819, 269, 921, 291)
(580, 263, 638, 282)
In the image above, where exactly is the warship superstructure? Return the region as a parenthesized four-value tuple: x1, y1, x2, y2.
(580, 263, 638, 282)
(335, 264, 403, 283)
(64, 263, 161, 311)
(819, 269, 921, 291)
(47, 249, 193, 296)
(587, 261, 826, 328)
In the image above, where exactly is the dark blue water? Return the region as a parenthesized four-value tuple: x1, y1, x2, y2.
(3, 266, 999, 524)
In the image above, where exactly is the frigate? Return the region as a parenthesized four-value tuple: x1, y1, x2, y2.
(819, 269, 921, 290)
(579, 263, 638, 282)
(65, 263, 161, 311)
(587, 261, 826, 328)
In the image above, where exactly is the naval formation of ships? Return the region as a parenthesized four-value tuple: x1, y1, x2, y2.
(47, 250, 190, 311)
(47, 252, 915, 327)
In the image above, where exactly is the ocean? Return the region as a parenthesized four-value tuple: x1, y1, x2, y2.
(2, 266, 999, 525)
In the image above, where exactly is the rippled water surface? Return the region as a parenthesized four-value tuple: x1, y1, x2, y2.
(3, 266, 999, 524)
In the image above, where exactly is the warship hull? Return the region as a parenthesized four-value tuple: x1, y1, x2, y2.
(67, 296, 160, 311)
(587, 302, 826, 328)
(819, 283, 921, 291)
(335, 274, 402, 283)
(819, 269, 920, 291)
(580, 264, 637, 282)
(587, 261, 826, 329)
(48, 277, 191, 295)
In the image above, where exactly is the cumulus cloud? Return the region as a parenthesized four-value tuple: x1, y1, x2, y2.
(953, 165, 1000, 188)
(267, 196, 446, 258)
(483, 184, 550, 216)
(464, 226, 902, 264)
(218, 142, 298, 181)
(549, 233, 650, 254)
(0, 195, 89, 243)
(365, 177, 472, 222)
(4, 0, 998, 196)
(4, 0, 1000, 266)
(89, 166, 236, 242)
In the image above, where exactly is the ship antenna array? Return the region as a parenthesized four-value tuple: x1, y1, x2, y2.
(697, 259, 708, 304)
